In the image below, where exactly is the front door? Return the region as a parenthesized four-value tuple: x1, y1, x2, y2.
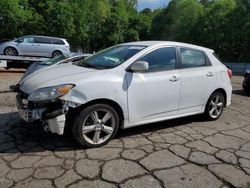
(127, 46, 180, 123)
(16, 36, 36, 56)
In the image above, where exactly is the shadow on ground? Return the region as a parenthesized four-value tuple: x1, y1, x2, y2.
(0, 111, 206, 154)
(233, 89, 250, 97)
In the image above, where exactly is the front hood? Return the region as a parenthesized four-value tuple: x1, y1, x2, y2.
(21, 63, 48, 80)
(20, 64, 102, 94)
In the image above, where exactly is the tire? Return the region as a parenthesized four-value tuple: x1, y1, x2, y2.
(71, 103, 119, 148)
(243, 84, 250, 93)
(204, 92, 225, 120)
(52, 50, 62, 57)
(4, 47, 18, 56)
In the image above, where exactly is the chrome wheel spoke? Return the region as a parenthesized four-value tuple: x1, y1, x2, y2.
(82, 125, 95, 134)
(102, 112, 112, 123)
(93, 130, 101, 144)
(214, 96, 219, 103)
(102, 125, 113, 135)
(90, 111, 99, 123)
(217, 102, 223, 107)
(210, 100, 216, 107)
(214, 109, 219, 116)
(209, 107, 216, 115)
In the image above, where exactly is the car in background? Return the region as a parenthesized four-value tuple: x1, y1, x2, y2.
(0, 35, 70, 58)
(16, 41, 232, 148)
(21, 53, 91, 80)
(243, 69, 250, 93)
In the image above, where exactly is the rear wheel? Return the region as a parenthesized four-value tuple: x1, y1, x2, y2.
(52, 50, 62, 57)
(243, 84, 250, 93)
(4, 47, 18, 56)
(71, 104, 119, 148)
(204, 92, 225, 120)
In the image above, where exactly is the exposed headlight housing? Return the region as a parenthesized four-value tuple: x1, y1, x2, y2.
(28, 84, 75, 102)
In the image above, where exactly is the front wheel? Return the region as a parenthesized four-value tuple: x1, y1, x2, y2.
(4, 47, 18, 56)
(204, 92, 225, 120)
(243, 84, 250, 93)
(71, 104, 119, 148)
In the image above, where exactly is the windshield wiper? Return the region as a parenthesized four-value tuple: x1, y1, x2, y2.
(83, 63, 103, 70)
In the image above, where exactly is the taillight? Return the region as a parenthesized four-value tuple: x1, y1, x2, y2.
(227, 69, 232, 80)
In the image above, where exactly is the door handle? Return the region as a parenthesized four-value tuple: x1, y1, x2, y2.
(206, 72, 214, 77)
(169, 75, 179, 82)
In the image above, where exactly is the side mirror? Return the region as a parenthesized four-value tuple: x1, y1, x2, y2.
(129, 61, 149, 72)
(15, 39, 22, 43)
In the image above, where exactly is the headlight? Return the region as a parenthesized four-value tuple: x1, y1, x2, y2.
(28, 84, 74, 102)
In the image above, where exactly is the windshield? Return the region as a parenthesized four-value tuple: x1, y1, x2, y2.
(76, 45, 146, 69)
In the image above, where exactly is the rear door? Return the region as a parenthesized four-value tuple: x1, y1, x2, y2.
(178, 48, 216, 114)
(34, 37, 53, 57)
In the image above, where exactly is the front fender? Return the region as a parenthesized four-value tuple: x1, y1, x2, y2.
(60, 77, 128, 119)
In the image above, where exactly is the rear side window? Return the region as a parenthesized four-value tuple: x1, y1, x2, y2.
(139, 47, 176, 71)
(52, 39, 65, 45)
(34, 37, 52, 44)
(180, 48, 206, 68)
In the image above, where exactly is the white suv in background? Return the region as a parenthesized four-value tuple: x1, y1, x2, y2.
(16, 41, 232, 148)
(0, 35, 70, 57)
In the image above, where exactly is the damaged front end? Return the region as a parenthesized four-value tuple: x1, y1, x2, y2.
(16, 84, 79, 135)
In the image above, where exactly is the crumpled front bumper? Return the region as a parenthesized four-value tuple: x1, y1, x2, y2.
(16, 93, 67, 135)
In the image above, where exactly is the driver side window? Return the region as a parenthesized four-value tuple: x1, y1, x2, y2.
(138, 47, 176, 72)
(23, 37, 34, 43)
(15, 37, 34, 43)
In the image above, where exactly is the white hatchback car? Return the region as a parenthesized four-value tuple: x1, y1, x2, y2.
(16, 41, 232, 147)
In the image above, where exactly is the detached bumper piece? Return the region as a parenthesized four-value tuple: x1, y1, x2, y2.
(18, 108, 36, 122)
(16, 92, 67, 135)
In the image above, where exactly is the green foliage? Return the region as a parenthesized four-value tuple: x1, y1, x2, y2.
(0, 0, 249, 62)
(151, 0, 250, 62)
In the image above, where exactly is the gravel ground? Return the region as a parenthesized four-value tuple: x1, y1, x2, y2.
(0, 70, 250, 188)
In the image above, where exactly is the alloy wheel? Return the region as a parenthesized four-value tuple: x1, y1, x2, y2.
(208, 95, 224, 119)
(81, 109, 115, 145)
(52, 51, 62, 57)
(4, 47, 17, 56)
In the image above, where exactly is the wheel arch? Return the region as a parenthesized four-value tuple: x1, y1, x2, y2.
(4, 46, 19, 55)
(66, 98, 124, 127)
(209, 88, 227, 107)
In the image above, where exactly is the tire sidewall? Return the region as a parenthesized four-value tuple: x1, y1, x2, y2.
(52, 50, 62, 57)
(72, 104, 120, 148)
(4, 47, 18, 56)
(205, 92, 225, 120)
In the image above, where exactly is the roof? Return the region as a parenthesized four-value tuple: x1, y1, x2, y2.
(121, 41, 213, 52)
(22, 35, 66, 40)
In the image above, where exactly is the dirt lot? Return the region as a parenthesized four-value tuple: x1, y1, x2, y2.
(0, 69, 250, 188)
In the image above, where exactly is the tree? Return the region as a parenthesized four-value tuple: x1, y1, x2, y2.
(151, 0, 203, 42)
(0, 0, 33, 39)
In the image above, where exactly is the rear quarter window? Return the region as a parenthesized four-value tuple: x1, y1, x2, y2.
(34, 37, 52, 44)
(52, 39, 65, 45)
(180, 48, 207, 68)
